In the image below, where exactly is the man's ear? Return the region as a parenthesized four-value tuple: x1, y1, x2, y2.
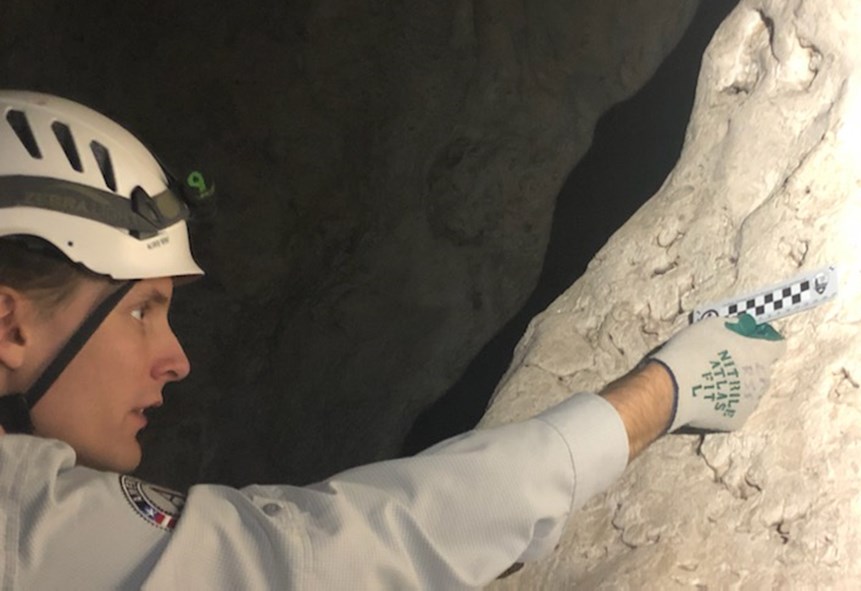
(0, 287, 29, 370)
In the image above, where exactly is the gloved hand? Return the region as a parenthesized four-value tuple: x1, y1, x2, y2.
(649, 313, 786, 433)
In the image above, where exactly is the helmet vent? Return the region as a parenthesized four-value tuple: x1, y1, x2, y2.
(6, 109, 42, 159)
(89, 140, 117, 191)
(51, 122, 83, 173)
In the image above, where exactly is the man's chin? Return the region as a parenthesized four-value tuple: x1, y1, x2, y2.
(117, 441, 143, 473)
(78, 441, 142, 473)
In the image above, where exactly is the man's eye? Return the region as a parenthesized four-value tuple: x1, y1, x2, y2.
(131, 305, 147, 321)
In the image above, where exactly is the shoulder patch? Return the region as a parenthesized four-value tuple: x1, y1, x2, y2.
(119, 474, 186, 531)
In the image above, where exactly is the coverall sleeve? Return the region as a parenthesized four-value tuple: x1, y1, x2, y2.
(144, 392, 629, 589)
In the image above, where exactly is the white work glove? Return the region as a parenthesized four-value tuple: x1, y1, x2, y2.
(649, 314, 786, 433)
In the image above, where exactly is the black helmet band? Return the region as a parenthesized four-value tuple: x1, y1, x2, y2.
(0, 176, 189, 236)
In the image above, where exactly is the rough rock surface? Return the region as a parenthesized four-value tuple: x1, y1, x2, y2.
(484, 0, 861, 587)
(0, 1, 697, 486)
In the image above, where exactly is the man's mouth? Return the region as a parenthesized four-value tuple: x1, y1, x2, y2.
(131, 409, 148, 429)
(132, 400, 162, 427)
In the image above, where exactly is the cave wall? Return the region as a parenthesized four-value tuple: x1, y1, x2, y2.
(1, 1, 699, 487)
(484, 0, 861, 587)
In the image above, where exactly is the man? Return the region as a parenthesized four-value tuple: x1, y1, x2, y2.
(0, 91, 785, 589)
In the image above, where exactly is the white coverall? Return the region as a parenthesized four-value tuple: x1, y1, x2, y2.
(0, 392, 628, 590)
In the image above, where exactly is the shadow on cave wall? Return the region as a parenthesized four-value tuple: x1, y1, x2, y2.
(402, 0, 740, 456)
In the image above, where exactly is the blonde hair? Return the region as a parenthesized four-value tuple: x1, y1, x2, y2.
(0, 237, 102, 312)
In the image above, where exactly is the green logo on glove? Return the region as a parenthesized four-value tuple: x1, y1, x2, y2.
(724, 313, 783, 341)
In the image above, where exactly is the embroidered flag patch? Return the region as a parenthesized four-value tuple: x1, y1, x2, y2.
(119, 474, 186, 531)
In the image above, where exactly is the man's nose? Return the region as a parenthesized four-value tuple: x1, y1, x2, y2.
(152, 327, 191, 383)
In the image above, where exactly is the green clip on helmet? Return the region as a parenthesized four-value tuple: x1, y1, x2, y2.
(0, 90, 204, 280)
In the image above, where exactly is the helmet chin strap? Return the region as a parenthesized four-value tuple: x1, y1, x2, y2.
(0, 281, 136, 434)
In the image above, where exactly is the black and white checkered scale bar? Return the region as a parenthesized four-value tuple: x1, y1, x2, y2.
(691, 266, 838, 324)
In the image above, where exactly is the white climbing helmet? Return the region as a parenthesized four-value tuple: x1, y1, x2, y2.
(0, 90, 206, 279)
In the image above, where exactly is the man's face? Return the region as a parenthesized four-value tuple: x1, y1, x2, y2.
(30, 277, 190, 472)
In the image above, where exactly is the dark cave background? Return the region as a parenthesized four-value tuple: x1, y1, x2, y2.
(403, 0, 739, 454)
(0, 0, 738, 489)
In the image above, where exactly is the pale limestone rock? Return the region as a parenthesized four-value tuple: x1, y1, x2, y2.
(484, 0, 861, 587)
